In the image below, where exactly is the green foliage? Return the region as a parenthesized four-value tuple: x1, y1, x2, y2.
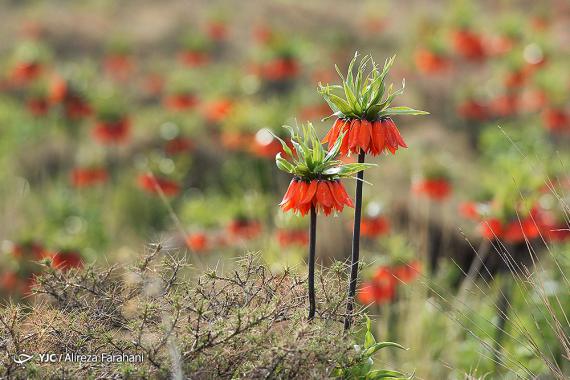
(318, 53, 428, 121)
(334, 316, 409, 379)
(274, 122, 375, 180)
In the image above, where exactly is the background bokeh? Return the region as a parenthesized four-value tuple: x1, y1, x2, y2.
(0, 0, 569, 377)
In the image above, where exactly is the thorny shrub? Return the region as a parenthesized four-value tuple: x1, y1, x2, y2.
(0, 248, 406, 379)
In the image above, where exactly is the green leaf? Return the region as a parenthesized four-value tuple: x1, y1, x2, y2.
(364, 330, 376, 350)
(324, 131, 345, 163)
(366, 369, 408, 379)
(364, 341, 407, 356)
(275, 154, 294, 174)
(270, 131, 293, 158)
(381, 106, 429, 116)
(322, 167, 341, 176)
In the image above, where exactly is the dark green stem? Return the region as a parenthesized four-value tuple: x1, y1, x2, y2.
(308, 205, 317, 320)
(344, 150, 366, 330)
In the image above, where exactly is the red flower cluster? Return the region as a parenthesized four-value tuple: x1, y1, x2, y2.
(479, 217, 541, 244)
(178, 51, 211, 67)
(280, 179, 354, 216)
(93, 118, 131, 144)
(542, 108, 569, 133)
(415, 49, 450, 74)
(451, 29, 486, 61)
(202, 99, 233, 123)
(104, 54, 134, 80)
(412, 178, 452, 201)
(458, 201, 480, 220)
(323, 117, 407, 157)
(457, 99, 488, 121)
(226, 219, 262, 241)
(137, 174, 180, 197)
(164, 136, 194, 155)
(185, 233, 209, 252)
(276, 229, 309, 247)
(207, 21, 228, 41)
(472, 207, 569, 244)
(71, 167, 108, 188)
(358, 261, 421, 305)
(26, 97, 49, 116)
(10, 61, 43, 84)
(164, 93, 199, 111)
(51, 250, 83, 271)
(360, 216, 390, 238)
(257, 58, 299, 81)
(489, 93, 519, 117)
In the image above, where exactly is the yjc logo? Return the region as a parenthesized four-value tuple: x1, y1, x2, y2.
(13, 353, 34, 365)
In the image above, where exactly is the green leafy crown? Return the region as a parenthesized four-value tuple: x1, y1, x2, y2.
(318, 52, 428, 121)
(273, 122, 374, 181)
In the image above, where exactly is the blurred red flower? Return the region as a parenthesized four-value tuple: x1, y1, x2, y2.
(164, 93, 199, 111)
(451, 29, 486, 62)
(179, 51, 211, 67)
(207, 21, 228, 41)
(479, 218, 504, 240)
(10, 61, 43, 85)
(104, 54, 134, 80)
(360, 216, 390, 238)
(202, 99, 233, 123)
(26, 97, 49, 116)
(502, 218, 541, 244)
(357, 267, 396, 305)
(227, 219, 262, 241)
(542, 108, 569, 133)
(11, 241, 47, 260)
(276, 229, 309, 247)
(490, 93, 519, 117)
(413, 178, 452, 201)
(137, 174, 181, 197)
(258, 58, 299, 81)
(93, 118, 131, 144)
(415, 49, 450, 74)
(392, 261, 421, 284)
(165, 136, 194, 155)
(185, 233, 209, 252)
(71, 167, 108, 188)
(459, 201, 480, 220)
(51, 250, 83, 271)
(457, 99, 488, 121)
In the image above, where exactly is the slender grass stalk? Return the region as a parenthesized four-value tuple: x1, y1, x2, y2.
(344, 150, 366, 330)
(308, 205, 317, 320)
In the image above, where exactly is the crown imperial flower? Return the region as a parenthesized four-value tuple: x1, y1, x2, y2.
(274, 122, 374, 216)
(319, 53, 427, 156)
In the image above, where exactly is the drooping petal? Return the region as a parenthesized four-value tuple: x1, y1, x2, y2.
(335, 180, 354, 207)
(371, 120, 385, 156)
(340, 122, 350, 156)
(326, 118, 343, 147)
(383, 118, 398, 154)
(327, 181, 344, 211)
(315, 180, 334, 208)
(348, 119, 361, 153)
(279, 179, 297, 206)
(359, 119, 372, 152)
(299, 180, 318, 204)
(388, 118, 407, 148)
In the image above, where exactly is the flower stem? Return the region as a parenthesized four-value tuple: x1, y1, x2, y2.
(344, 150, 366, 330)
(308, 205, 317, 320)
(492, 277, 512, 368)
